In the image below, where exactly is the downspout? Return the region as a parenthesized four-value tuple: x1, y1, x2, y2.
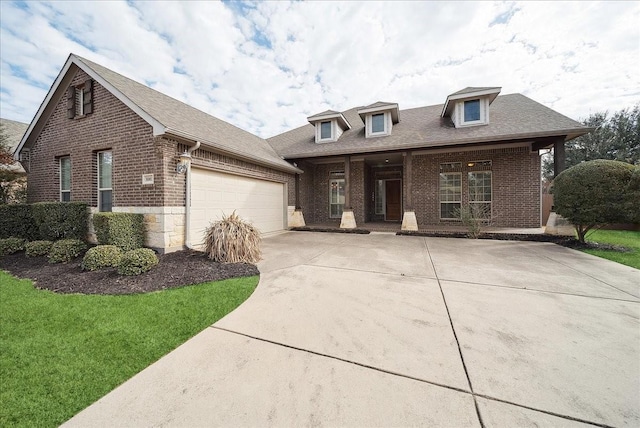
(183, 141, 201, 249)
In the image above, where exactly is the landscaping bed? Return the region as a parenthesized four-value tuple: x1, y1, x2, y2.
(0, 249, 259, 295)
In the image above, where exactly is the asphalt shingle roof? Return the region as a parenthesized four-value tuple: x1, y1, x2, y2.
(267, 94, 590, 159)
(74, 56, 297, 173)
(1, 118, 28, 154)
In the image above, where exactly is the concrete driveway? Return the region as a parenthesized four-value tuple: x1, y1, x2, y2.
(64, 232, 640, 427)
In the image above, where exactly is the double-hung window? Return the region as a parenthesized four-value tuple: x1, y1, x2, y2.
(439, 163, 462, 219)
(98, 151, 113, 212)
(59, 156, 71, 202)
(329, 172, 345, 218)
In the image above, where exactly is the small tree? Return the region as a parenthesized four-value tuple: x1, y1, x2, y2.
(552, 160, 637, 242)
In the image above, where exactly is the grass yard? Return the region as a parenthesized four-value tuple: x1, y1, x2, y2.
(0, 271, 258, 428)
(583, 230, 640, 269)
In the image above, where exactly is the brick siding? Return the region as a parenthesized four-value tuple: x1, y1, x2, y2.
(297, 145, 541, 228)
(27, 70, 295, 212)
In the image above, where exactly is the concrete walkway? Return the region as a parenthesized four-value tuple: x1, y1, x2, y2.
(64, 232, 640, 427)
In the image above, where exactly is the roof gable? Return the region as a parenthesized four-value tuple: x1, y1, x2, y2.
(15, 54, 299, 173)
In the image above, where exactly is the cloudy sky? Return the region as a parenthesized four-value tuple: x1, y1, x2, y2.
(0, 1, 638, 138)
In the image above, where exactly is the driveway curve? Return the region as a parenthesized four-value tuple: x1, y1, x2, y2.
(64, 232, 640, 427)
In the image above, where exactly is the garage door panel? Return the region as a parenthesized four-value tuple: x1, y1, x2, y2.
(190, 169, 285, 248)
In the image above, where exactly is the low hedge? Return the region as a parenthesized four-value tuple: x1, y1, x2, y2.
(0, 237, 26, 256)
(93, 213, 145, 251)
(48, 239, 87, 264)
(25, 240, 54, 257)
(0, 205, 38, 240)
(82, 245, 122, 271)
(117, 248, 158, 276)
(32, 202, 88, 241)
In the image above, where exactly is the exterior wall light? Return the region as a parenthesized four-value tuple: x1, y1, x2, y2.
(176, 151, 192, 174)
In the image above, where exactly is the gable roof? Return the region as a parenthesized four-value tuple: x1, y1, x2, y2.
(1, 118, 29, 155)
(1, 118, 28, 173)
(15, 54, 299, 174)
(442, 87, 502, 117)
(307, 110, 351, 130)
(267, 94, 592, 159)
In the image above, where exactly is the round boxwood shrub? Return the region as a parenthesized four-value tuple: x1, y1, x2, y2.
(48, 239, 87, 264)
(25, 240, 53, 257)
(82, 245, 122, 271)
(117, 248, 158, 276)
(0, 237, 26, 256)
(553, 160, 637, 242)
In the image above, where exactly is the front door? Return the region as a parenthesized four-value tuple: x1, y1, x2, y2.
(385, 180, 402, 221)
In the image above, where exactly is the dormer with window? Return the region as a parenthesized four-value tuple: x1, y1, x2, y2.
(357, 102, 400, 138)
(441, 87, 500, 128)
(307, 110, 351, 143)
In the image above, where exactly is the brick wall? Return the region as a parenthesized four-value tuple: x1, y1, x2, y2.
(296, 146, 540, 228)
(412, 146, 540, 227)
(26, 69, 295, 210)
(27, 69, 164, 207)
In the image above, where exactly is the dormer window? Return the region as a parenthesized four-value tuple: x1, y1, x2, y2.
(441, 87, 500, 128)
(307, 110, 351, 144)
(320, 121, 332, 140)
(371, 113, 385, 134)
(464, 99, 481, 122)
(358, 102, 400, 138)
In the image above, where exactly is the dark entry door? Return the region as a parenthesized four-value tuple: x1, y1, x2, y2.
(385, 180, 402, 221)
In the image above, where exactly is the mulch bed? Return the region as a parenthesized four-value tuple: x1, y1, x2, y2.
(291, 226, 370, 234)
(0, 250, 259, 295)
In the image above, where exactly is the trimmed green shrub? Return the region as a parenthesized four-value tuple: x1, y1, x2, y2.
(553, 160, 637, 242)
(48, 239, 87, 264)
(117, 248, 158, 276)
(93, 213, 145, 251)
(0, 237, 26, 256)
(31, 202, 88, 241)
(82, 245, 122, 271)
(203, 211, 261, 263)
(0, 204, 38, 240)
(25, 240, 54, 257)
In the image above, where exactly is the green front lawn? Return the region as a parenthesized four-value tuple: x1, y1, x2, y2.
(583, 229, 640, 269)
(0, 271, 258, 428)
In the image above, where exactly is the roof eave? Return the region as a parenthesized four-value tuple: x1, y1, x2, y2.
(165, 128, 302, 174)
(14, 54, 167, 160)
(279, 128, 591, 159)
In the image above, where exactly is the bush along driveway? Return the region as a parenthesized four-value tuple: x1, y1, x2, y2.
(63, 232, 640, 428)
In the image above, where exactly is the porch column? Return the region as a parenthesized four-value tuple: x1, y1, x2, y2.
(289, 173, 305, 227)
(553, 138, 566, 178)
(340, 155, 357, 228)
(401, 151, 418, 231)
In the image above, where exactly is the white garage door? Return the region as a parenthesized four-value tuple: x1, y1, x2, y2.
(190, 168, 286, 249)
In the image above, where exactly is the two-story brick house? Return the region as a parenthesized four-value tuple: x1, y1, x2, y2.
(15, 54, 590, 252)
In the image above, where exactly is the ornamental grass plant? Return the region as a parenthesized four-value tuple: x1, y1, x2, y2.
(203, 211, 261, 264)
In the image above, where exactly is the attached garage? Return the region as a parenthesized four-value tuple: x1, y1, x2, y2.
(189, 168, 287, 249)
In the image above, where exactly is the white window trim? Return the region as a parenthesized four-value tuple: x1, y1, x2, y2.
(365, 112, 391, 137)
(455, 98, 489, 127)
(75, 87, 84, 117)
(97, 150, 112, 212)
(439, 172, 462, 220)
(319, 120, 333, 142)
(370, 113, 386, 135)
(59, 156, 71, 202)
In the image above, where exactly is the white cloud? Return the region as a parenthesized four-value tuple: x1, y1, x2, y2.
(0, 0, 638, 138)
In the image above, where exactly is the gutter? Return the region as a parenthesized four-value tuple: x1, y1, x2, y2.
(183, 141, 201, 250)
